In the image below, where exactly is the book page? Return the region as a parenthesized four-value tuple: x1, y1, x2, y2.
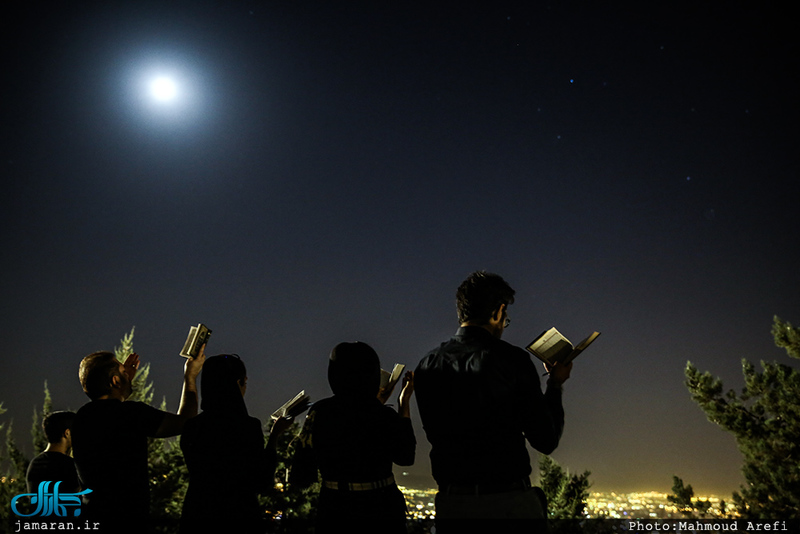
(575, 331, 601, 351)
(271, 390, 309, 420)
(528, 328, 573, 362)
(380, 364, 406, 389)
(180, 326, 198, 358)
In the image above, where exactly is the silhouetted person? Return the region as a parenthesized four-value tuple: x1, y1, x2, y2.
(26, 411, 80, 494)
(415, 271, 573, 533)
(71, 349, 205, 534)
(290, 342, 415, 534)
(179, 354, 292, 534)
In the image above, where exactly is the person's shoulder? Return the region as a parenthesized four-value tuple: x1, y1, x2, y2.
(74, 398, 120, 422)
(417, 338, 454, 369)
(496, 337, 529, 355)
(76, 398, 115, 413)
(28, 451, 74, 470)
(119, 400, 168, 432)
(119, 400, 166, 417)
(75, 400, 93, 414)
(484, 339, 540, 380)
(28, 451, 49, 465)
(309, 396, 335, 411)
(47, 451, 76, 465)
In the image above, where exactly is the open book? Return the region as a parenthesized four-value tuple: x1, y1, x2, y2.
(380, 363, 406, 391)
(179, 323, 212, 358)
(270, 390, 311, 421)
(525, 327, 600, 366)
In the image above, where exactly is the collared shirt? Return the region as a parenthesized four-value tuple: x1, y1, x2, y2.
(415, 326, 564, 486)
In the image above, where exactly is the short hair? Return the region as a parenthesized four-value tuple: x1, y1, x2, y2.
(79, 351, 121, 400)
(42, 411, 76, 443)
(456, 271, 516, 325)
(328, 342, 381, 398)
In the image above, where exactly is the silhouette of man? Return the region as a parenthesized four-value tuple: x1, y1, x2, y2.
(26, 411, 80, 494)
(415, 271, 572, 533)
(71, 349, 205, 533)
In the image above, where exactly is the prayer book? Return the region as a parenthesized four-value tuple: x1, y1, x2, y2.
(179, 323, 212, 358)
(380, 364, 406, 391)
(271, 390, 311, 421)
(525, 327, 600, 366)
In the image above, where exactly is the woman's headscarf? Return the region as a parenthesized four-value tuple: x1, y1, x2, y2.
(327, 342, 381, 399)
(200, 354, 248, 415)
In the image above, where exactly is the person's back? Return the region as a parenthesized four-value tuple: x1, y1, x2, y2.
(290, 342, 415, 534)
(72, 398, 163, 521)
(26, 452, 81, 494)
(26, 411, 81, 495)
(179, 354, 289, 534)
(180, 411, 268, 532)
(71, 349, 204, 534)
(416, 326, 563, 486)
(414, 271, 572, 534)
(304, 395, 414, 483)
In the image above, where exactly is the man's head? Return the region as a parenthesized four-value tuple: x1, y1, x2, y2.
(79, 351, 132, 401)
(42, 411, 76, 444)
(456, 271, 516, 336)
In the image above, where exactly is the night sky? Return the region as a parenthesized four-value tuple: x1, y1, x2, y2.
(2, 1, 798, 496)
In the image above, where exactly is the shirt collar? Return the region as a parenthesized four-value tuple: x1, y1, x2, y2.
(455, 325, 495, 339)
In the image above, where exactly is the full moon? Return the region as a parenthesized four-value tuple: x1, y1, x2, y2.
(149, 77, 177, 101)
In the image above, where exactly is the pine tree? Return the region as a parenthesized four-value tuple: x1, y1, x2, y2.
(0, 390, 49, 531)
(538, 454, 591, 519)
(147, 399, 189, 534)
(667, 475, 711, 518)
(263, 420, 319, 533)
(30, 382, 52, 455)
(1, 329, 185, 534)
(684, 315, 800, 519)
(1, 402, 28, 532)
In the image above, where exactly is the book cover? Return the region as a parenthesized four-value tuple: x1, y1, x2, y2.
(179, 323, 212, 358)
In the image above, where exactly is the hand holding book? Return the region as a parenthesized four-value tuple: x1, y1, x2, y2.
(271, 391, 311, 422)
(397, 371, 415, 418)
(525, 327, 600, 384)
(543, 359, 573, 385)
(377, 363, 406, 404)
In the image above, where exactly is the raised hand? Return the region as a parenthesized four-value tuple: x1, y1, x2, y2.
(122, 353, 140, 382)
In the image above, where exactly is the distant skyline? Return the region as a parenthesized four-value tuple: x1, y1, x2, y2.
(2, 0, 798, 499)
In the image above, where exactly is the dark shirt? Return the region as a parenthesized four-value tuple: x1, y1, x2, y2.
(179, 411, 277, 534)
(291, 395, 415, 534)
(26, 451, 80, 494)
(291, 395, 415, 485)
(415, 326, 564, 486)
(71, 399, 166, 530)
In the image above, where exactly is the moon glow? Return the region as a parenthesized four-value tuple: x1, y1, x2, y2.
(149, 77, 177, 101)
